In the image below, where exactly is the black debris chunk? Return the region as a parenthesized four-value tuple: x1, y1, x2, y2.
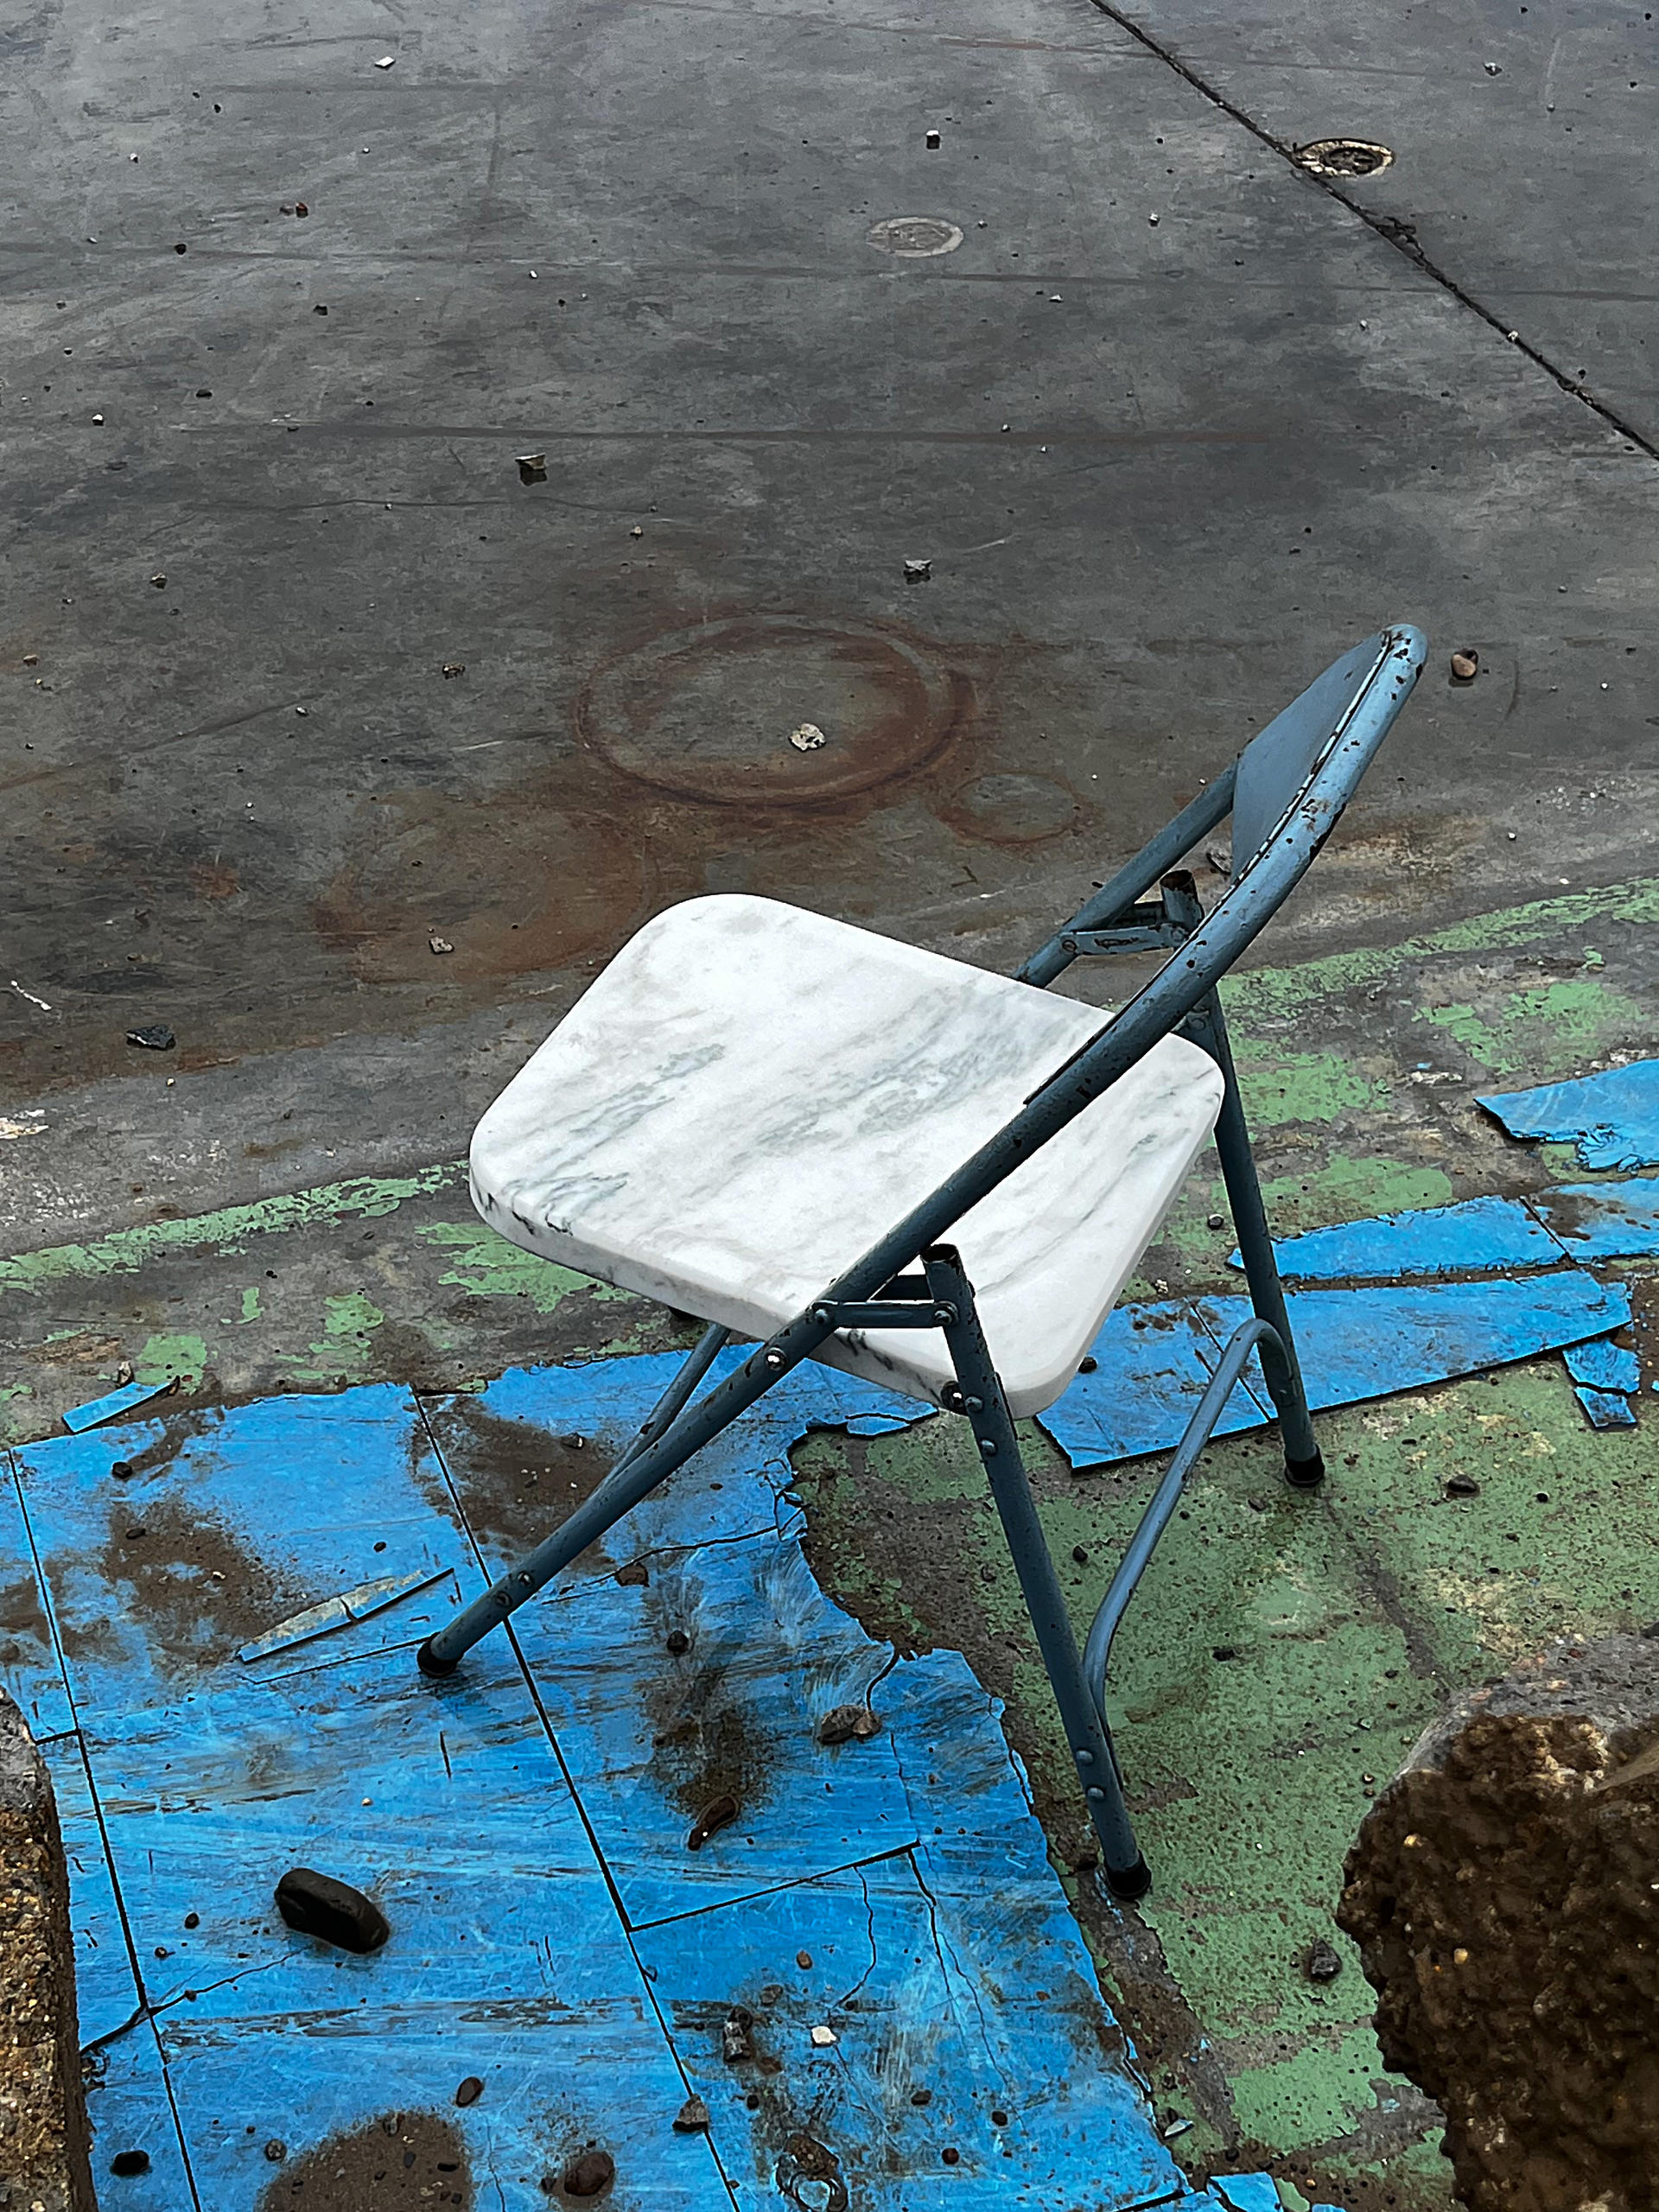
(275, 1866, 390, 1954)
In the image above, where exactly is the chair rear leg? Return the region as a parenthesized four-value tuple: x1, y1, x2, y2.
(1186, 998, 1324, 1490)
(922, 1247, 1151, 1900)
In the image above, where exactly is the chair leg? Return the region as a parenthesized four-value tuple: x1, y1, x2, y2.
(416, 1322, 733, 1675)
(1187, 997, 1325, 1490)
(921, 1247, 1151, 1901)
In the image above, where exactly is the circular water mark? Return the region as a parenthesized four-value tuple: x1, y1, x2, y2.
(577, 613, 968, 807)
(866, 215, 963, 257)
(1294, 137, 1395, 178)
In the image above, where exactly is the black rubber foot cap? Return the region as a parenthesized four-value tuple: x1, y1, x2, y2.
(1285, 1446, 1326, 1491)
(416, 1636, 459, 1678)
(275, 1866, 390, 1954)
(1104, 1853, 1153, 1902)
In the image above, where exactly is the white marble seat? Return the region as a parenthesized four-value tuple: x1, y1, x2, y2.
(470, 894, 1224, 1416)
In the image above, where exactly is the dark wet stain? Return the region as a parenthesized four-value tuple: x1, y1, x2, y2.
(645, 1644, 779, 1826)
(100, 1405, 227, 1484)
(0, 1571, 52, 1670)
(255, 2109, 472, 2209)
(532, 2109, 620, 2207)
(420, 1398, 616, 1567)
(80, 1492, 303, 1672)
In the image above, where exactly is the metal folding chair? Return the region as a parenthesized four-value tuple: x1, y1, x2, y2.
(418, 625, 1427, 1897)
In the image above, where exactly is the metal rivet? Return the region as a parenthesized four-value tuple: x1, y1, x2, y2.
(1086, 1786, 1105, 1800)
(979, 1438, 998, 1456)
(764, 1347, 785, 1368)
(1075, 1749, 1095, 1766)
(811, 1306, 835, 1325)
(964, 1395, 983, 1414)
(931, 1303, 957, 1326)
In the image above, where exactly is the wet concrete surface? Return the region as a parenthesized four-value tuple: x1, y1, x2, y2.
(4, 0, 1659, 2202)
(1104, 0, 1659, 448)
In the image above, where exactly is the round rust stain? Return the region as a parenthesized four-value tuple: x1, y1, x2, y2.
(577, 615, 963, 807)
(940, 772, 1080, 846)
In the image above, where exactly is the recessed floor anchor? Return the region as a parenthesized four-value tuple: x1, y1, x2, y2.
(1294, 138, 1395, 177)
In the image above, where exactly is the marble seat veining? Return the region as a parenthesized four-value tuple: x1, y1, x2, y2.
(470, 895, 1225, 1417)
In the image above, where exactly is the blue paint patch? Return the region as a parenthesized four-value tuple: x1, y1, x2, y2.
(60, 1376, 180, 1433)
(1042, 1274, 1630, 1469)
(1228, 1195, 1560, 1282)
(1573, 1386, 1638, 1429)
(1478, 1059, 1659, 1170)
(84, 2021, 194, 2209)
(46, 1732, 140, 2045)
(1531, 1177, 1659, 1262)
(13, 1387, 480, 1726)
(638, 1646, 1182, 2210)
(1563, 1336, 1641, 1393)
(1212, 2177, 1284, 2212)
(1, 1361, 1233, 2210)
(1026, 1304, 1268, 1465)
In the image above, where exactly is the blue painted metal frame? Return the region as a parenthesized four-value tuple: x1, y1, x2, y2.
(418, 625, 1427, 1897)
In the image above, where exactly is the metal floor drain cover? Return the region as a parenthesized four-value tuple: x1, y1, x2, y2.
(867, 215, 963, 257)
(1294, 137, 1395, 177)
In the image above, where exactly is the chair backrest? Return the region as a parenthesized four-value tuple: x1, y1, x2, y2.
(1020, 626, 1426, 988)
(1230, 630, 1408, 883)
(824, 626, 1427, 1301)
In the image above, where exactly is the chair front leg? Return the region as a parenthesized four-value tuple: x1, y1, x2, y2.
(921, 1246, 1151, 1901)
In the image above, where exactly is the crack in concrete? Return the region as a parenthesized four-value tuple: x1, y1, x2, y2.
(1085, 0, 1659, 467)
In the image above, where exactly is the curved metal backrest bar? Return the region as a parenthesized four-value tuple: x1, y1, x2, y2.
(1020, 626, 1417, 991)
(817, 622, 1426, 1306)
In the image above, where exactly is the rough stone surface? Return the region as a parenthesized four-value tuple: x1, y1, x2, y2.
(1338, 1634, 1659, 2212)
(0, 1689, 94, 2212)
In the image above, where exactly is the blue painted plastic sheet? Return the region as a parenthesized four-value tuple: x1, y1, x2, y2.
(1573, 1386, 1637, 1429)
(1531, 1177, 1659, 1262)
(3, 1357, 1255, 2210)
(60, 1376, 179, 1433)
(1228, 1194, 1561, 1283)
(1563, 1337, 1641, 1393)
(1479, 1059, 1659, 1170)
(1041, 1273, 1630, 1469)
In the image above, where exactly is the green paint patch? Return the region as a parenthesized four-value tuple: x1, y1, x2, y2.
(135, 1332, 209, 1389)
(1236, 1047, 1389, 1128)
(1421, 976, 1646, 1079)
(1256, 1157, 1453, 1239)
(1229, 2024, 1406, 2150)
(239, 1286, 262, 1325)
(417, 1219, 636, 1316)
(0, 1162, 466, 1296)
(1223, 874, 1659, 1029)
(282, 1291, 387, 1383)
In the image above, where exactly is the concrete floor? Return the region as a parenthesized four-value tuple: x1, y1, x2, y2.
(5, 0, 1659, 2203)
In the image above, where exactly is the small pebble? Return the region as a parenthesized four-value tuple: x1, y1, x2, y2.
(810, 2024, 837, 2047)
(797, 1949, 813, 1968)
(562, 2150, 616, 2198)
(110, 2151, 151, 2177)
(673, 2095, 710, 2132)
(1450, 648, 1479, 681)
(264, 2140, 287, 2163)
(454, 2075, 484, 2107)
(1304, 1937, 1343, 1983)
(183, 1911, 199, 1929)
(665, 1629, 690, 1655)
